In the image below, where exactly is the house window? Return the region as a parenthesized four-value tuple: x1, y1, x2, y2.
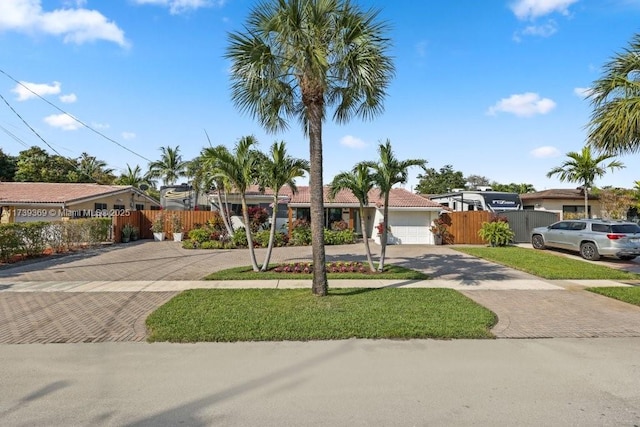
(113, 204, 125, 210)
(135, 204, 145, 211)
(150, 206, 161, 211)
(95, 203, 107, 210)
(326, 208, 342, 228)
(295, 208, 310, 222)
(563, 205, 591, 216)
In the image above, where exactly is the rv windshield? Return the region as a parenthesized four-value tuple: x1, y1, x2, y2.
(481, 193, 521, 211)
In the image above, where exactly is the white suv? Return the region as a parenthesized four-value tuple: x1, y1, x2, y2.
(531, 219, 640, 261)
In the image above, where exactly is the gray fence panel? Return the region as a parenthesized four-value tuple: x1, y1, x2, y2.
(502, 211, 559, 243)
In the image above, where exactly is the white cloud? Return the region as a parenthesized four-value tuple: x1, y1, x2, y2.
(133, 0, 224, 15)
(521, 21, 557, 37)
(0, 0, 128, 47)
(44, 113, 81, 130)
(11, 80, 61, 101)
(91, 122, 110, 130)
(59, 93, 77, 103)
(487, 92, 556, 117)
(340, 135, 366, 149)
(122, 131, 136, 140)
(510, 0, 578, 20)
(574, 87, 592, 98)
(531, 146, 561, 158)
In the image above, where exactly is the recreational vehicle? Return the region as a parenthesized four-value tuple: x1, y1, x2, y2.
(428, 189, 522, 213)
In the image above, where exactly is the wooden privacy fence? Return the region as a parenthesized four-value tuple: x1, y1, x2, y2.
(112, 210, 215, 242)
(442, 211, 491, 245)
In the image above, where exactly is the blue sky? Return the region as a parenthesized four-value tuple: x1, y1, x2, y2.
(1, 0, 640, 192)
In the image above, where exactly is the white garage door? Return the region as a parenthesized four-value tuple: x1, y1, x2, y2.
(390, 212, 429, 244)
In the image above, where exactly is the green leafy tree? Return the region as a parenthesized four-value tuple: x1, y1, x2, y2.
(212, 136, 263, 271)
(329, 163, 376, 272)
(490, 182, 536, 193)
(14, 146, 75, 182)
(587, 33, 640, 155)
(257, 141, 309, 271)
(226, 0, 394, 296)
(415, 165, 465, 194)
(115, 164, 155, 190)
(72, 152, 115, 184)
(0, 148, 17, 181)
(546, 146, 624, 218)
(364, 140, 426, 271)
(147, 146, 188, 186)
(465, 174, 491, 190)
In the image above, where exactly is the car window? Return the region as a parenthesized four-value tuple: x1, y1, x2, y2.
(611, 224, 640, 234)
(570, 222, 586, 230)
(550, 222, 571, 230)
(591, 223, 610, 233)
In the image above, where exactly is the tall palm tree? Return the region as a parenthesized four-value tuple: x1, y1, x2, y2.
(76, 152, 115, 184)
(226, 0, 395, 295)
(115, 164, 154, 189)
(329, 163, 376, 272)
(147, 146, 188, 186)
(200, 145, 235, 236)
(546, 146, 625, 218)
(587, 33, 640, 156)
(212, 136, 262, 271)
(363, 140, 426, 271)
(257, 141, 309, 271)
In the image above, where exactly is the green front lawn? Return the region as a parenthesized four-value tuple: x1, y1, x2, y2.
(146, 288, 496, 342)
(453, 246, 640, 280)
(203, 264, 428, 280)
(587, 286, 640, 306)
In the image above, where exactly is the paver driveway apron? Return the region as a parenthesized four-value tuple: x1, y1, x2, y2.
(1, 242, 640, 342)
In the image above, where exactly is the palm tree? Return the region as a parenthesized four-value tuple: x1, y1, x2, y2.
(199, 145, 235, 236)
(147, 146, 188, 186)
(257, 141, 309, 271)
(76, 152, 115, 184)
(329, 163, 376, 272)
(212, 136, 262, 271)
(364, 140, 426, 271)
(546, 146, 625, 218)
(115, 164, 154, 189)
(587, 33, 640, 156)
(226, 0, 394, 296)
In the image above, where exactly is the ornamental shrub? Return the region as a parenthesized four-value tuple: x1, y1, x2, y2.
(478, 221, 514, 247)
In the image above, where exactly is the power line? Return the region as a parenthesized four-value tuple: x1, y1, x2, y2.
(0, 67, 152, 163)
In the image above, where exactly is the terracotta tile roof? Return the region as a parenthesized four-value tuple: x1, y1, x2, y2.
(288, 186, 444, 209)
(520, 188, 597, 201)
(0, 182, 140, 205)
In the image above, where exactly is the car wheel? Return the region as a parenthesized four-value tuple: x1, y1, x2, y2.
(580, 242, 600, 261)
(619, 255, 637, 261)
(531, 234, 545, 250)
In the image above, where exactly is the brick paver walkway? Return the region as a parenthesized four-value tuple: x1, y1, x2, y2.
(461, 289, 640, 338)
(0, 291, 177, 344)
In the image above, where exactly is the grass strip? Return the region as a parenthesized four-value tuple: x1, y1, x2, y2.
(146, 288, 496, 342)
(453, 246, 640, 280)
(587, 286, 640, 306)
(203, 264, 428, 281)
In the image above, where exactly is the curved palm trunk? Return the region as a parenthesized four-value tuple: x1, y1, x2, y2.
(308, 103, 328, 296)
(359, 205, 375, 272)
(260, 194, 279, 271)
(378, 194, 390, 272)
(216, 188, 234, 235)
(241, 196, 259, 271)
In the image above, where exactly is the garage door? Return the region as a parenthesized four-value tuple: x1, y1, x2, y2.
(390, 212, 429, 244)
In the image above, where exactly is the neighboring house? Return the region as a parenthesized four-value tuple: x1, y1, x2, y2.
(520, 188, 602, 219)
(213, 185, 447, 244)
(0, 182, 161, 223)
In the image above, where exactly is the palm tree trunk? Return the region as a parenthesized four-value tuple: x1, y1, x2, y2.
(359, 206, 375, 272)
(584, 186, 589, 219)
(378, 194, 390, 272)
(308, 102, 328, 296)
(260, 195, 279, 271)
(216, 188, 233, 236)
(241, 196, 260, 271)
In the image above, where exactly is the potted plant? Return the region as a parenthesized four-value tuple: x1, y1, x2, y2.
(131, 226, 139, 241)
(430, 217, 449, 245)
(121, 223, 133, 243)
(151, 213, 165, 241)
(171, 214, 184, 242)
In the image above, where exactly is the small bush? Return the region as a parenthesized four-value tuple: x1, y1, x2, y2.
(253, 230, 288, 248)
(478, 221, 514, 247)
(232, 227, 248, 247)
(324, 228, 356, 245)
(188, 228, 211, 244)
(290, 219, 311, 246)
